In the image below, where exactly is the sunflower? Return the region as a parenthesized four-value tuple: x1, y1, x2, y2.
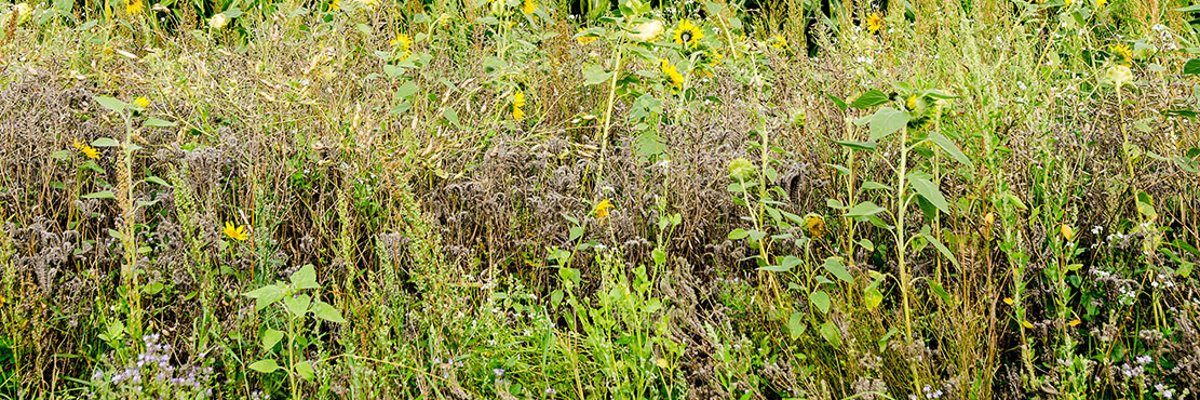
(125, 0, 144, 15)
(522, 0, 535, 15)
(593, 199, 613, 220)
(224, 222, 249, 241)
(866, 12, 883, 35)
(1110, 43, 1133, 65)
(392, 33, 413, 61)
(802, 213, 827, 239)
(512, 91, 526, 121)
(328, 0, 340, 11)
(73, 139, 100, 160)
(132, 96, 149, 109)
(1096, 0, 1106, 7)
(575, 28, 597, 45)
(660, 59, 684, 93)
(673, 19, 703, 47)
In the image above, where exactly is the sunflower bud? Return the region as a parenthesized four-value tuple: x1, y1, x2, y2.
(209, 13, 230, 30)
(727, 158, 756, 182)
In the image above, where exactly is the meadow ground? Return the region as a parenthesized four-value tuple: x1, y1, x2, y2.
(2, 0, 1200, 398)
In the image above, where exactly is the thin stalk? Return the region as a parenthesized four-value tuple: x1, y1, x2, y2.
(895, 126, 920, 394)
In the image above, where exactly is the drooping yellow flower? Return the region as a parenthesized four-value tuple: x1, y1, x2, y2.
(1110, 43, 1133, 65)
(1067, 319, 1082, 327)
(522, 0, 535, 15)
(575, 28, 598, 45)
(391, 33, 413, 61)
(660, 59, 684, 93)
(125, 0, 144, 15)
(1003, 297, 1014, 306)
(1060, 224, 1075, 241)
(511, 90, 526, 121)
(224, 222, 249, 241)
(866, 12, 883, 34)
(768, 34, 787, 50)
(73, 139, 100, 160)
(673, 19, 703, 47)
(133, 96, 150, 109)
(593, 199, 613, 220)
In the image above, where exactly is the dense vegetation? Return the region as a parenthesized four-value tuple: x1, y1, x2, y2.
(3, 0, 1200, 398)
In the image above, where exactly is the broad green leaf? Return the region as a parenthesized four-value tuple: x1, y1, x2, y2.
(311, 300, 346, 324)
(294, 361, 315, 380)
(929, 281, 953, 304)
(1136, 191, 1157, 220)
(927, 132, 972, 167)
(290, 264, 319, 290)
(835, 140, 877, 151)
(283, 294, 312, 317)
(727, 229, 749, 240)
(91, 138, 120, 147)
(95, 96, 126, 113)
(809, 290, 831, 314)
(261, 329, 285, 350)
(395, 81, 419, 99)
(82, 191, 116, 200)
(820, 321, 842, 348)
(863, 284, 883, 310)
(855, 107, 910, 141)
(145, 176, 172, 187)
(921, 226, 961, 269)
(908, 175, 949, 214)
(1185, 59, 1200, 75)
(845, 201, 885, 217)
(822, 257, 854, 283)
(244, 284, 285, 311)
(850, 89, 890, 109)
(787, 312, 807, 339)
(582, 64, 612, 86)
(248, 359, 281, 374)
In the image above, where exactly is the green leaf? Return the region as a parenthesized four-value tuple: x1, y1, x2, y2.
(95, 96, 126, 113)
(294, 360, 316, 380)
(845, 201, 885, 217)
(311, 300, 346, 324)
(248, 359, 281, 374)
(290, 264, 319, 290)
(822, 257, 854, 283)
(786, 312, 807, 339)
(759, 255, 801, 273)
(1136, 191, 1158, 220)
(927, 132, 973, 167)
(145, 176, 172, 187)
(82, 191, 116, 200)
(863, 284, 883, 310)
(244, 284, 285, 311)
(91, 137, 120, 147)
(727, 229, 749, 240)
(582, 64, 612, 86)
(1185, 59, 1200, 75)
(144, 118, 176, 128)
(908, 175, 949, 214)
(855, 107, 910, 141)
(819, 321, 842, 348)
(809, 290, 831, 314)
(261, 329, 285, 350)
(283, 294, 312, 317)
(835, 140, 877, 151)
(921, 226, 961, 269)
(850, 89, 890, 109)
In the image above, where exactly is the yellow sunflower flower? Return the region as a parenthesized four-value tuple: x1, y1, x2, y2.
(1110, 43, 1133, 65)
(576, 28, 597, 45)
(673, 19, 703, 47)
(126, 0, 144, 15)
(769, 34, 787, 50)
(392, 33, 413, 61)
(224, 222, 249, 241)
(512, 90, 526, 121)
(73, 139, 100, 160)
(803, 213, 826, 239)
(522, 0, 535, 15)
(660, 59, 684, 93)
(328, 0, 340, 11)
(866, 12, 883, 35)
(133, 96, 149, 109)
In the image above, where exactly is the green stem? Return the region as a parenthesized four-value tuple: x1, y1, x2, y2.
(896, 126, 920, 394)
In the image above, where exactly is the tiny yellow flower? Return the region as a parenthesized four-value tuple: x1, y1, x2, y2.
(593, 199, 613, 220)
(391, 33, 413, 61)
(1067, 319, 1082, 327)
(768, 34, 787, 50)
(511, 90, 526, 121)
(125, 0, 144, 15)
(73, 139, 100, 160)
(575, 28, 597, 45)
(133, 96, 150, 109)
(866, 12, 883, 35)
(1060, 224, 1075, 241)
(1096, 0, 1106, 8)
(224, 222, 249, 241)
(1003, 297, 1014, 306)
(1063, 0, 1072, 6)
(660, 59, 684, 93)
(673, 19, 703, 47)
(522, 0, 535, 15)
(905, 94, 918, 111)
(1110, 43, 1133, 65)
